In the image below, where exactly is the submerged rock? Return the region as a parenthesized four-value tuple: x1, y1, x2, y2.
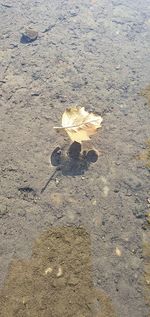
(21, 28, 38, 43)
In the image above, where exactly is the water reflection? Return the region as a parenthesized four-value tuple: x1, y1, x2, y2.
(0, 227, 116, 317)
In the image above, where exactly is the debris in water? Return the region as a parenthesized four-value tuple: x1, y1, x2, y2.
(54, 106, 103, 143)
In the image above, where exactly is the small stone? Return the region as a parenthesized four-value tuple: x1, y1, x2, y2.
(92, 199, 97, 206)
(133, 208, 144, 219)
(22, 297, 27, 305)
(115, 65, 120, 70)
(10, 43, 18, 48)
(55, 178, 60, 185)
(21, 28, 38, 43)
(69, 9, 78, 17)
(114, 188, 119, 193)
(126, 192, 132, 197)
(31, 92, 40, 96)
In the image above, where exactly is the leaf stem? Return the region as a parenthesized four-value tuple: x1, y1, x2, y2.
(54, 119, 102, 130)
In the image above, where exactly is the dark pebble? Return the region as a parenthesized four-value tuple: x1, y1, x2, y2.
(21, 28, 38, 44)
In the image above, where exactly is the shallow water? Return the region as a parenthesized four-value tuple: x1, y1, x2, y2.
(0, 0, 150, 316)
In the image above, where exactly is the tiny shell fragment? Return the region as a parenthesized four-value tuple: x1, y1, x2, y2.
(115, 247, 122, 256)
(57, 266, 63, 277)
(45, 267, 53, 275)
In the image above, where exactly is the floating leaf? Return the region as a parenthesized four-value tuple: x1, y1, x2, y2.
(54, 106, 103, 143)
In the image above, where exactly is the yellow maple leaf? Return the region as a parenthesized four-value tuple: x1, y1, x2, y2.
(54, 106, 103, 143)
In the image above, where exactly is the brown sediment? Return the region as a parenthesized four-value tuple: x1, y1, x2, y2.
(0, 227, 117, 317)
